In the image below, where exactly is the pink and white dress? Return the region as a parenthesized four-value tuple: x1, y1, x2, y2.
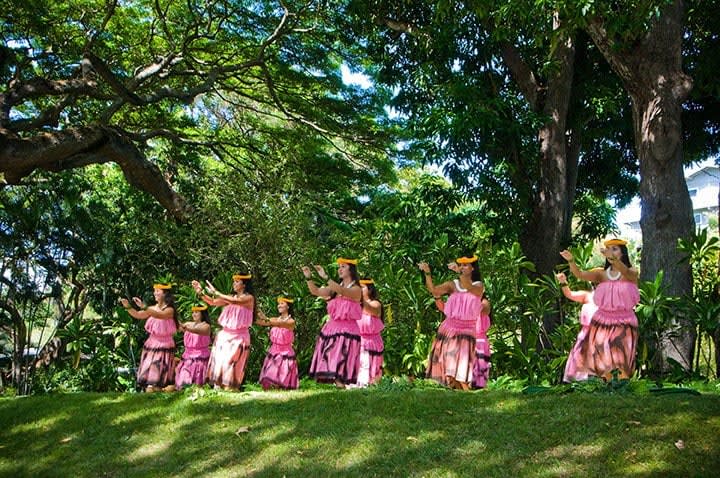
(576, 276, 639, 380)
(175, 330, 211, 388)
(309, 295, 362, 385)
(136, 316, 177, 389)
(426, 280, 482, 385)
(259, 325, 299, 390)
(356, 312, 384, 387)
(471, 308, 491, 389)
(207, 303, 252, 389)
(562, 292, 597, 382)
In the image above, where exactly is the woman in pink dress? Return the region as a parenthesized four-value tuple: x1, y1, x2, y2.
(192, 274, 254, 391)
(175, 304, 212, 389)
(560, 238, 640, 380)
(256, 297, 299, 390)
(355, 279, 384, 387)
(556, 272, 597, 382)
(303, 258, 362, 388)
(419, 254, 485, 390)
(120, 283, 178, 393)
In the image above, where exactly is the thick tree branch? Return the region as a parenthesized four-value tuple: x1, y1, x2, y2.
(0, 126, 187, 220)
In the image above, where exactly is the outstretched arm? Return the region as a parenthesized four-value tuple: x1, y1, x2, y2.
(560, 250, 603, 283)
(192, 280, 226, 306)
(302, 266, 332, 298)
(418, 262, 455, 298)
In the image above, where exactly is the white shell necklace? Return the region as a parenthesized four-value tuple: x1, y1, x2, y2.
(606, 268, 621, 281)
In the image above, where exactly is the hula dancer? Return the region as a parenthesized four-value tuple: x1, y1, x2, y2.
(419, 255, 485, 390)
(303, 258, 362, 388)
(256, 297, 299, 390)
(192, 274, 254, 391)
(174, 304, 212, 389)
(560, 238, 639, 380)
(120, 283, 178, 393)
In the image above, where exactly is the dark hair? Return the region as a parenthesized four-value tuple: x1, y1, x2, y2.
(363, 279, 385, 322)
(197, 308, 211, 324)
(159, 289, 179, 328)
(279, 300, 293, 316)
(237, 276, 254, 295)
(347, 263, 360, 283)
(604, 244, 632, 269)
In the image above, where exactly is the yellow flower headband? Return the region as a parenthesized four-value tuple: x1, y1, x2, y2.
(359, 279, 374, 285)
(191, 305, 208, 312)
(153, 283, 172, 290)
(277, 297, 294, 304)
(336, 257, 358, 265)
(232, 274, 252, 281)
(456, 255, 478, 264)
(603, 239, 627, 247)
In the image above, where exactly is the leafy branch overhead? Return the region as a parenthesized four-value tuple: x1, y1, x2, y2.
(0, 0, 394, 220)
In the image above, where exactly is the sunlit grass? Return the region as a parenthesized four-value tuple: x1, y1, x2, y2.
(1, 383, 719, 477)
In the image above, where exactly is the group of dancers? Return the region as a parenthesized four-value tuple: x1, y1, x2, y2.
(119, 237, 640, 393)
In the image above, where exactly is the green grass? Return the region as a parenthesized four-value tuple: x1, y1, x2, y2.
(1, 381, 720, 477)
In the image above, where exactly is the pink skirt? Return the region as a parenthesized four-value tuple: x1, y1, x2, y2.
(563, 326, 591, 382)
(259, 349, 299, 390)
(137, 345, 176, 388)
(175, 356, 209, 388)
(471, 338, 491, 389)
(309, 326, 361, 384)
(426, 328, 475, 385)
(577, 318, 638, 380)
(207, 329, 250, 389)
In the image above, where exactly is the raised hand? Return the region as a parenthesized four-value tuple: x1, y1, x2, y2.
(313, 264, 328, 280)
(301, 266, 312, 279)
(559, 250, 574, 262)
(418, 262, 430, 274)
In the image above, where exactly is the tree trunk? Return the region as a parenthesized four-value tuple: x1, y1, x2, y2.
(587, 0, 695, 373)
(512, 16, 577, 344)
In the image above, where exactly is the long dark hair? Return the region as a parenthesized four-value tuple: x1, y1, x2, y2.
(160, 289, 180, 328)
(363, 280, 384, 322)
(347, 263, 360, 283)
(604, 244, 632, 269)
(459, 253, 483, 283)
(197, 308, 211, 324)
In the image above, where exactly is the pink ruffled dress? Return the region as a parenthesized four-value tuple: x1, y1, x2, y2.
(174, 330, 211, 388)
(427, 280, 482, 385)
(136, 316, 177, 389)
(259, 325, 299, 390)
(207, 303, 253, 389)
(309, 295, 362, 384)
(562, 292, 597, 382)
(471, 309, 491, 389)
(356, 312, 384, 387)
(577, 277, 639, 380)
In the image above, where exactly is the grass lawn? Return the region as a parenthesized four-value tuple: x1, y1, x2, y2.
(1, 381, 719, 477)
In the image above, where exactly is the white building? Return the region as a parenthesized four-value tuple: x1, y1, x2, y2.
(616, 162, 719, 241)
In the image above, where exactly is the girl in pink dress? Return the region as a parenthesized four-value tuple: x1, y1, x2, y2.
(419, 254, 485, 390)
(256, 297, 299, 390)
(303, 258, 362, 388)
(560, 238, 640, 380)
(556, 272, 597, 382)
(355, 279, 384, 387)
(175, 305, 212, 389)
(472, 296, 492, 389)
(192, 274, 254, 391)
(120, 284, 178, 393)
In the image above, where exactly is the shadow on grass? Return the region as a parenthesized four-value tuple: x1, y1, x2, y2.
(1, 385, 719, 477)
